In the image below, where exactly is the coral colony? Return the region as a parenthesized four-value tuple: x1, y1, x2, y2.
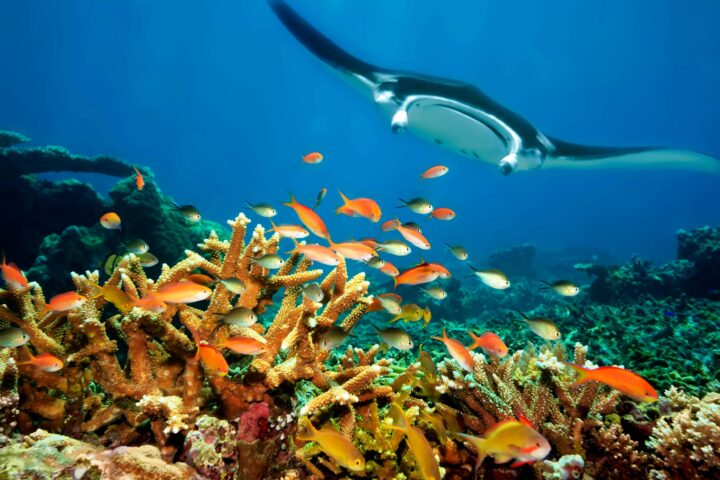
(0, 132, 718, 479)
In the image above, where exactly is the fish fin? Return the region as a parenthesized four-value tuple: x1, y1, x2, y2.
(563, 362, 591, 385)
(467, 331, 482, 351)
(513, 310, 529, 320)
(295, 417, 317, 442)
(282, 192, 297, 208)
(493, 454, 513, 464)
(510, 460, 534, 468)
(186, 326, 202, 360)
(517, 411, 533, 428)
(456, 433, 487, 470)
(389, 402, 409, 431)
(466, 263, 478, 272)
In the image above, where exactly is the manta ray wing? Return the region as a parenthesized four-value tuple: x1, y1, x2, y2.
(545, 137, 720, 174)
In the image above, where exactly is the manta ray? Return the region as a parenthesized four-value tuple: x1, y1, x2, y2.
(268, 0, 719, 175)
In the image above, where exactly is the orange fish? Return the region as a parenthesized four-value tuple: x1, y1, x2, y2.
(156, 281, 212, 304)
(336, 191, 382, 223)
(269, 221, 309, 239)
(290, 241, 341, 266)
(468, 331, 508, 359)
(188, 326, 228, 376)
(132, 294, 167, 313)
(42, 291, 87, 314)
(302, 151, 323, 164)
(379, 261, 400, 277)
(393, 265, 439, 288)
(1, 255, 28, 290)
(100, 212, 122, 231)
(218, 336, 266, 355)
(564, 362, 658, 402)
(381, 219, 400, 232)
(422, 261, 451, 279)
(358, 238, 380, 249)
(420, 165, 449, 179)
(429, 208, 455, 221)
(284, 194, 331, 240)
(133, 167, 144, 191)
(392, 220, 431, 250)
(329, 240, 378, 262)
(17, 352, 64, 372)
(184, 273, 216, 286)
(197, 342, 229, 376)
(431, 328, 474, 372)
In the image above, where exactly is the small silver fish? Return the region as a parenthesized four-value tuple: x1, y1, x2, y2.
(378, 240, 412, 256)
(445, 244, 469, 261)
(220, 278, 246, 295)
(125, 239, 149, 255)
(177, 204, 201, 223)
(421, 285, 447, 300)
(302, 282, 324, 302)
(246, 202, 277, 218)
(468, 266, 510, 289)
(222, 307, 258, 327)
(319, 326, 352, 350)
(138, 252, 159, 268)
(313, 187, 328, 210)
(251, 254, 284, 269)
(366, 257, 385, 269)
(0, 327, 30, 348)
(401, 222, 422, 233)
(376, 295, 402, 315)
(542, 280, 580, 297)
(372, 324, 414, 350)
(398, 197, 433, 214)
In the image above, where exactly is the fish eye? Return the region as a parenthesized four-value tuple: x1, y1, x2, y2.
(536, 442, 541, 447)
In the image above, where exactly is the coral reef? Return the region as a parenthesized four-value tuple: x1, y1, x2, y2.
(576, 225, 720, 304)
(0, 134, 718, 479)
(0, 131, 223, 294)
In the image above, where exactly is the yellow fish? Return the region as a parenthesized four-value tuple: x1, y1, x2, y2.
(457, 416, 551, 469)
(90, 283, 132, 313)
(390, 303, 423, 323)
(422, 306, 432, 328)
(296, 418, 365, 472)
(387, 403, 441, 480)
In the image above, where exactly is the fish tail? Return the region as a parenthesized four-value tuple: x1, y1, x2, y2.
(457, 433, 487, 470)
(392, 276, 398, 289)
(396, 198, 408, 208)
(269, 220, 277, 232)
(513, 309, 529, 320)
(467, 331, 482, 350)
(295, 417, 317, 442)
(563, 362, 592, 385)
(283, 192, 297, 208)
(87, 282, 103, 299)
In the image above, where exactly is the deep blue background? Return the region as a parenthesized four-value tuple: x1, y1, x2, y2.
(1, 1, 719, 266)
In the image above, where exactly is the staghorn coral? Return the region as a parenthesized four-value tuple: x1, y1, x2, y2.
(0, 211, 395, 477)
(646, 387, 720, 479)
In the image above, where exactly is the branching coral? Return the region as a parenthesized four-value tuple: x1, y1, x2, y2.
(647, 387, 720, 479)
(0, 212, 381, 467)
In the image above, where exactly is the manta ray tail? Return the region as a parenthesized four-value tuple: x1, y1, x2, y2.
(546, 137, 720, 174)
(268, 0, 383, 93)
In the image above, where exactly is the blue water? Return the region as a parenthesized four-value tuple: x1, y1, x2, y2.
(1, 1, 719, 265)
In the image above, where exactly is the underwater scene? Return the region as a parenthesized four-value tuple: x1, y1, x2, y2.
(0, 1, 719, 479)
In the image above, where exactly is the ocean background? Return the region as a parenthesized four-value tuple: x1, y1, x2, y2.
(1, 0, 719, 265)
